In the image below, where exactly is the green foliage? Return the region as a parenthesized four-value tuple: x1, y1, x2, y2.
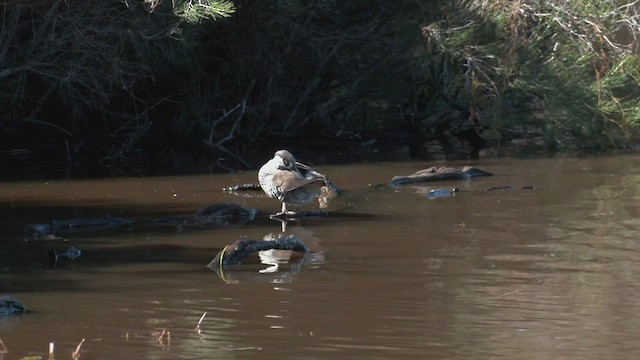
(173, 1, 431, 149)
(171, 0, 235, 23)
(0, 0, 235, 172)
(598, 56, 640, 134)
(421, 0, 640, 152)
(4, 0, 640, 176)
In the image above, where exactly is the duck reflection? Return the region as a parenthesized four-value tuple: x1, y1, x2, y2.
(208, 224, 326, 284)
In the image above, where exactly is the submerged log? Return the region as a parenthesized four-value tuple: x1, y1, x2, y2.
(0, 296, 25, 317)
(388, 166, 493, 187)
(209, 236, 310, 267)
(155, 203, 257, 227)
(26, 217, 135, 238)
(27, 203, 258, 238)
(222, 183, 262, 192)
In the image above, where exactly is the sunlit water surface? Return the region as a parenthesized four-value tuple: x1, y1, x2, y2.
(1, 155, 640, 359)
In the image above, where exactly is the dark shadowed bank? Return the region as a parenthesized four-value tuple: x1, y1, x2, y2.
(2, 0, 640, 179)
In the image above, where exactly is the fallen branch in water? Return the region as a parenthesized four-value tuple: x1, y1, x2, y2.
(222, 183, 262, 192)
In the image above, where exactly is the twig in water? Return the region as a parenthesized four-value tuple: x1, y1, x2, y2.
(196, 312, 207, 330)
(154, 329, 171, 349)
(497, 290, 520, 298)
(195, 312, 207, 338)
(0, 338, 7, 353)
(72, 338, 85, 359)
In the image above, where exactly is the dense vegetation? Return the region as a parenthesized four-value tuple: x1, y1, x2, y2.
(1, 0, 640, 177)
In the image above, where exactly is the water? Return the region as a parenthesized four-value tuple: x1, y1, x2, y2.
(1, 155, 640, 359)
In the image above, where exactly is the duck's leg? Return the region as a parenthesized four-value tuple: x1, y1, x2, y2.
(270, 202, 298, 219)
(280, 202, 299, 216)
(286, 208, 299, 217)
(269, 202, 287, 218)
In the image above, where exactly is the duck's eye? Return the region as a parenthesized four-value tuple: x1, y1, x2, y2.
(283, 159, 291, 167)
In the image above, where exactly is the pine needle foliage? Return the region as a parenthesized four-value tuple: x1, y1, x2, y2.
(425, 0, 640, 151)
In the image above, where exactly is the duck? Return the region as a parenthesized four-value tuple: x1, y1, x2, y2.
(258, 150, 335, 217)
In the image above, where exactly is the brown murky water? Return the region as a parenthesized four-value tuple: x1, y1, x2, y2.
(1, 155, 640, 359)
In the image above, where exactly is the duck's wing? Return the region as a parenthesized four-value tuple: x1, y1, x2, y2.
(272, 170, 325, 193)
